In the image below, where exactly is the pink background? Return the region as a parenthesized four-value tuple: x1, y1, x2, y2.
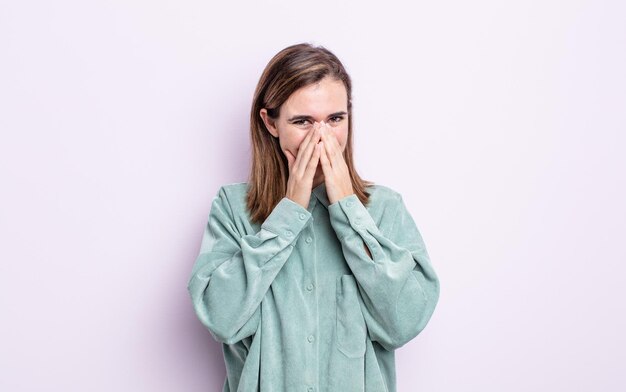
(1, 0, 625, 390)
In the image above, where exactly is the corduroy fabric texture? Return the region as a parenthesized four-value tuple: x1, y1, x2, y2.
(187, 181, 440, 391)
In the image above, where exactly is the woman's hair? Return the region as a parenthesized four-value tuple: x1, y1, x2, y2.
(246, 42, 374, 224)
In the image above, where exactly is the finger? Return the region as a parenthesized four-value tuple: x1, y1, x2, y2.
(295, 123, 322, 178)
(324, 125, 344, 164)
(319, 141, 332, 176)
(304, 141, 322, 179)
(285, 149, 295, 170)
(320, 124, 339, 166)
(293, 122, 319, 172)
(326, 126, 342, 158)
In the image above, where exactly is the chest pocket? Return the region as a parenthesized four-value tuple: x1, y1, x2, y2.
(335, 274, 367, 358)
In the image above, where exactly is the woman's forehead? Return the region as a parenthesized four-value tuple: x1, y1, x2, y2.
(283, 79, 348, 116)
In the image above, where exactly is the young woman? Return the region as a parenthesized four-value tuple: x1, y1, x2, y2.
(187, 43, 440, 392)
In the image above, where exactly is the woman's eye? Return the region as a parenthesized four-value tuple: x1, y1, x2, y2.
(293, 116, 343, 126)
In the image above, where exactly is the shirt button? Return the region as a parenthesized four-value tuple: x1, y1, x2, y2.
(299, 213, 306, 220)
(346, 200, 354, 207)
(305, 237, 312, 244)
(307, 334, 314, 343)
(306, 283, 314, 291)
(285, 230, 293, 237)
(354, 218, 361, 226)
(307, 387, 314, 392)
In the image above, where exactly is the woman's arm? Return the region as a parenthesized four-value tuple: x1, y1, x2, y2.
(187, 186, 312, 344)
(328, 193, 440, 351)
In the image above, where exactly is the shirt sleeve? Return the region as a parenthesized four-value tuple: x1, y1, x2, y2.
(327, 192, 440, 351)
(187, 186, 312, 344)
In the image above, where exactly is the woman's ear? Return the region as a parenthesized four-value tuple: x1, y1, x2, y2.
(259, 108, 279, 138)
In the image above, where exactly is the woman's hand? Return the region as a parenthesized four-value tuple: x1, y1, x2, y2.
(319, 122, 355, 204)
(319, 123, 370, 258)
(284, 122, 323, 209)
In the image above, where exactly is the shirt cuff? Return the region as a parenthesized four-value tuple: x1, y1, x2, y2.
(328, 194, 378, 240)
(261, 197, 312, 242)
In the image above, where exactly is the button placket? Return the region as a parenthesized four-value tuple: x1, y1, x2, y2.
(303, 229, 315, 293)
(300, 213, 318, 390)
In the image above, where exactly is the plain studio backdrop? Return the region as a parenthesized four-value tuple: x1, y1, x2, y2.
(1, 0, 624, 390)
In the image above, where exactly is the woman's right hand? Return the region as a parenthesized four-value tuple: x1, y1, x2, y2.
(284, 122, 323, 209)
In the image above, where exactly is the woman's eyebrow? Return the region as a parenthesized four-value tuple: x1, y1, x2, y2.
(287, 111, 348, 122)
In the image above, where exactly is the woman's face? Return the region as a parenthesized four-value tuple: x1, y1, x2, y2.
(260, 76, 349, 171)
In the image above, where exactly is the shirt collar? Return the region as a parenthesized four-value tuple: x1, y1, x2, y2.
(309, 181, 329, 210)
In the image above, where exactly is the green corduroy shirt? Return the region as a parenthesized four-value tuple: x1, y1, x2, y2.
(187, 181, 440, 391)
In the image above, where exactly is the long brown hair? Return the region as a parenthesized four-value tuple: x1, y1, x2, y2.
(246, 42, 374, 224)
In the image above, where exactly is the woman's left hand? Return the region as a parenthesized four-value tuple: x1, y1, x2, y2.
(319, 122, 355, 205)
